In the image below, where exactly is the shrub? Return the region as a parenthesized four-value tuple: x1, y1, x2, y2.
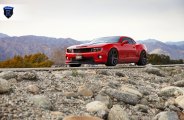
(0, 53, 53, 68)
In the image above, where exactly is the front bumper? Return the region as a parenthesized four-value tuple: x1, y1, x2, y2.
(65, 52, 107, 64)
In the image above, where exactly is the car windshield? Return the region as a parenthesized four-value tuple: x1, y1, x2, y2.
(90, 36, 120, 44)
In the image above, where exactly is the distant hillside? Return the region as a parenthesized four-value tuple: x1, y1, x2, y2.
(137, 39, 184, 59)
(0, 34, 82, 61)
(0, 33, 9, 38)
(0, 33, 183, 61)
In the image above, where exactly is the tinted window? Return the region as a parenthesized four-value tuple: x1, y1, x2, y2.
(122, 37, 135, 44)
(90, 36, 120, 44)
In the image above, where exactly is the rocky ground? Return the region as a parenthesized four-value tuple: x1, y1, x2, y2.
(0, 65, 184, 120)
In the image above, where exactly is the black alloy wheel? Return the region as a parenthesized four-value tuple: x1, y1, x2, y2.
(137, 51, 147, 65)
(106, 48, 118, 66)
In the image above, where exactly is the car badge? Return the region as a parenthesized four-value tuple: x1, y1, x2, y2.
(3, 6, 14, 19)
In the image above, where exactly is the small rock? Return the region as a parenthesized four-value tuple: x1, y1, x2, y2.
(155, 101, 165, 110)
(97, 110, 108, 119)
(138, 86, 152, 95)
(86, 82, 102, 93)
(108, 105, 129, 120)
(168, 105, 181, 112)
(97, 70, 111, 76)
(158, 86, 184, 97)
(0, 78, 11, 93)
(153, 111, 179, 120)
(95, 94, 112, 108)
(18, 71, 37, 80)
(30, 95, 52, 110)
(148, 94, 160, 102)
(63, 115, 102, 120)
(165, 98, 175, 107)
(121, 86, 143, 97)
(173, 80, 184, 87)
(177, 112, 184, 120)
(78, 85, 93, 97)
(108, 80, 121, 88)
(26, 84, 39, 94)
(8, 78, 17, 84)
(140, 98, 149, 105)
(175, 95, 184, 109)
(104, 87, 140, 105)
(86, 101, 108, 112)
(134, 104, 149, 113)
(64, 92, 79, 98)
(0, 71, 17, 80)
(115, 72, 125, 77)
(51, 111, 64, 120)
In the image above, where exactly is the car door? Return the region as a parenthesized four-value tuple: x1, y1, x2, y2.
(126, 38, 137, 62)
(119, 37, 136, 62)
(118, 37, 129, 62)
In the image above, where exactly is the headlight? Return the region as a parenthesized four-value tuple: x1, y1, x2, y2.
(67, 49, 73, 53)
(91, 48, 102, 52)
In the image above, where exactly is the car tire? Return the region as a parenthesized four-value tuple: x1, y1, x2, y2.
(69, 64, 81, 67)
(105, 48, 118, 66)
(137, 51, 147, 66)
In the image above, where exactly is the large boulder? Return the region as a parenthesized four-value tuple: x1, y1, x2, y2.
(153, 111, 179, 120)
(108, 105, 129, 120)
(158, 86, 184, 97)
(144, 66, 165, 77)
(29, 95, 52, 110)
(175, 95, 184, 109)
(0, 78, 11, 93)
(18, 71, 37, 81)
(63, 115, 102, 120)
(86, 101, 108, 112)
(104, 87, 140, 105)
(0, 71, 17, 80)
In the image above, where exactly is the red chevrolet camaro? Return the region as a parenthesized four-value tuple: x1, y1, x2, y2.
(65, 36, 147, 67)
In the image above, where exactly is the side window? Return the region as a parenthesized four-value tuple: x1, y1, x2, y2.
(127, 38, 133, 44)
(122, 37, 129, 43)
(128, 38, 136, 44)
(122, 37, 135, 44)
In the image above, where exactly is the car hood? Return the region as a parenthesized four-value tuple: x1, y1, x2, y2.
(67, 42, 109, 49)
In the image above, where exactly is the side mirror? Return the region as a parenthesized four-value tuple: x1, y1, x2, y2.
(121, 40, 128, 45)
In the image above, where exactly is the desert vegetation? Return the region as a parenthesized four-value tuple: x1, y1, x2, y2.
(148, 54, 183, 65)
(0, 53, 53, 68)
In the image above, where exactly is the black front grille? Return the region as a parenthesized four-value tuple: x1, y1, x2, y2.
(71, 57, 94, 64)
(73, 48, 92, 53)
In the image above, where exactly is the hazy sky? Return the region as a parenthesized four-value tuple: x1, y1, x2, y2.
(0, 0, 184, 41)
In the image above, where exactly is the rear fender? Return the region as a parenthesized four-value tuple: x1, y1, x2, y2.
(135, 44, 147, 57)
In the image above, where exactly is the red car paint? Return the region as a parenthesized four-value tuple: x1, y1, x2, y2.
(65, 36, 147, 65)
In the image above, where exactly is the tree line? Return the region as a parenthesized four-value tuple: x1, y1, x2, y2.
(147, 54, 183, 65)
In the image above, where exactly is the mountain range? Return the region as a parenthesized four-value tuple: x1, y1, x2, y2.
(0, 33, 183, 61)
